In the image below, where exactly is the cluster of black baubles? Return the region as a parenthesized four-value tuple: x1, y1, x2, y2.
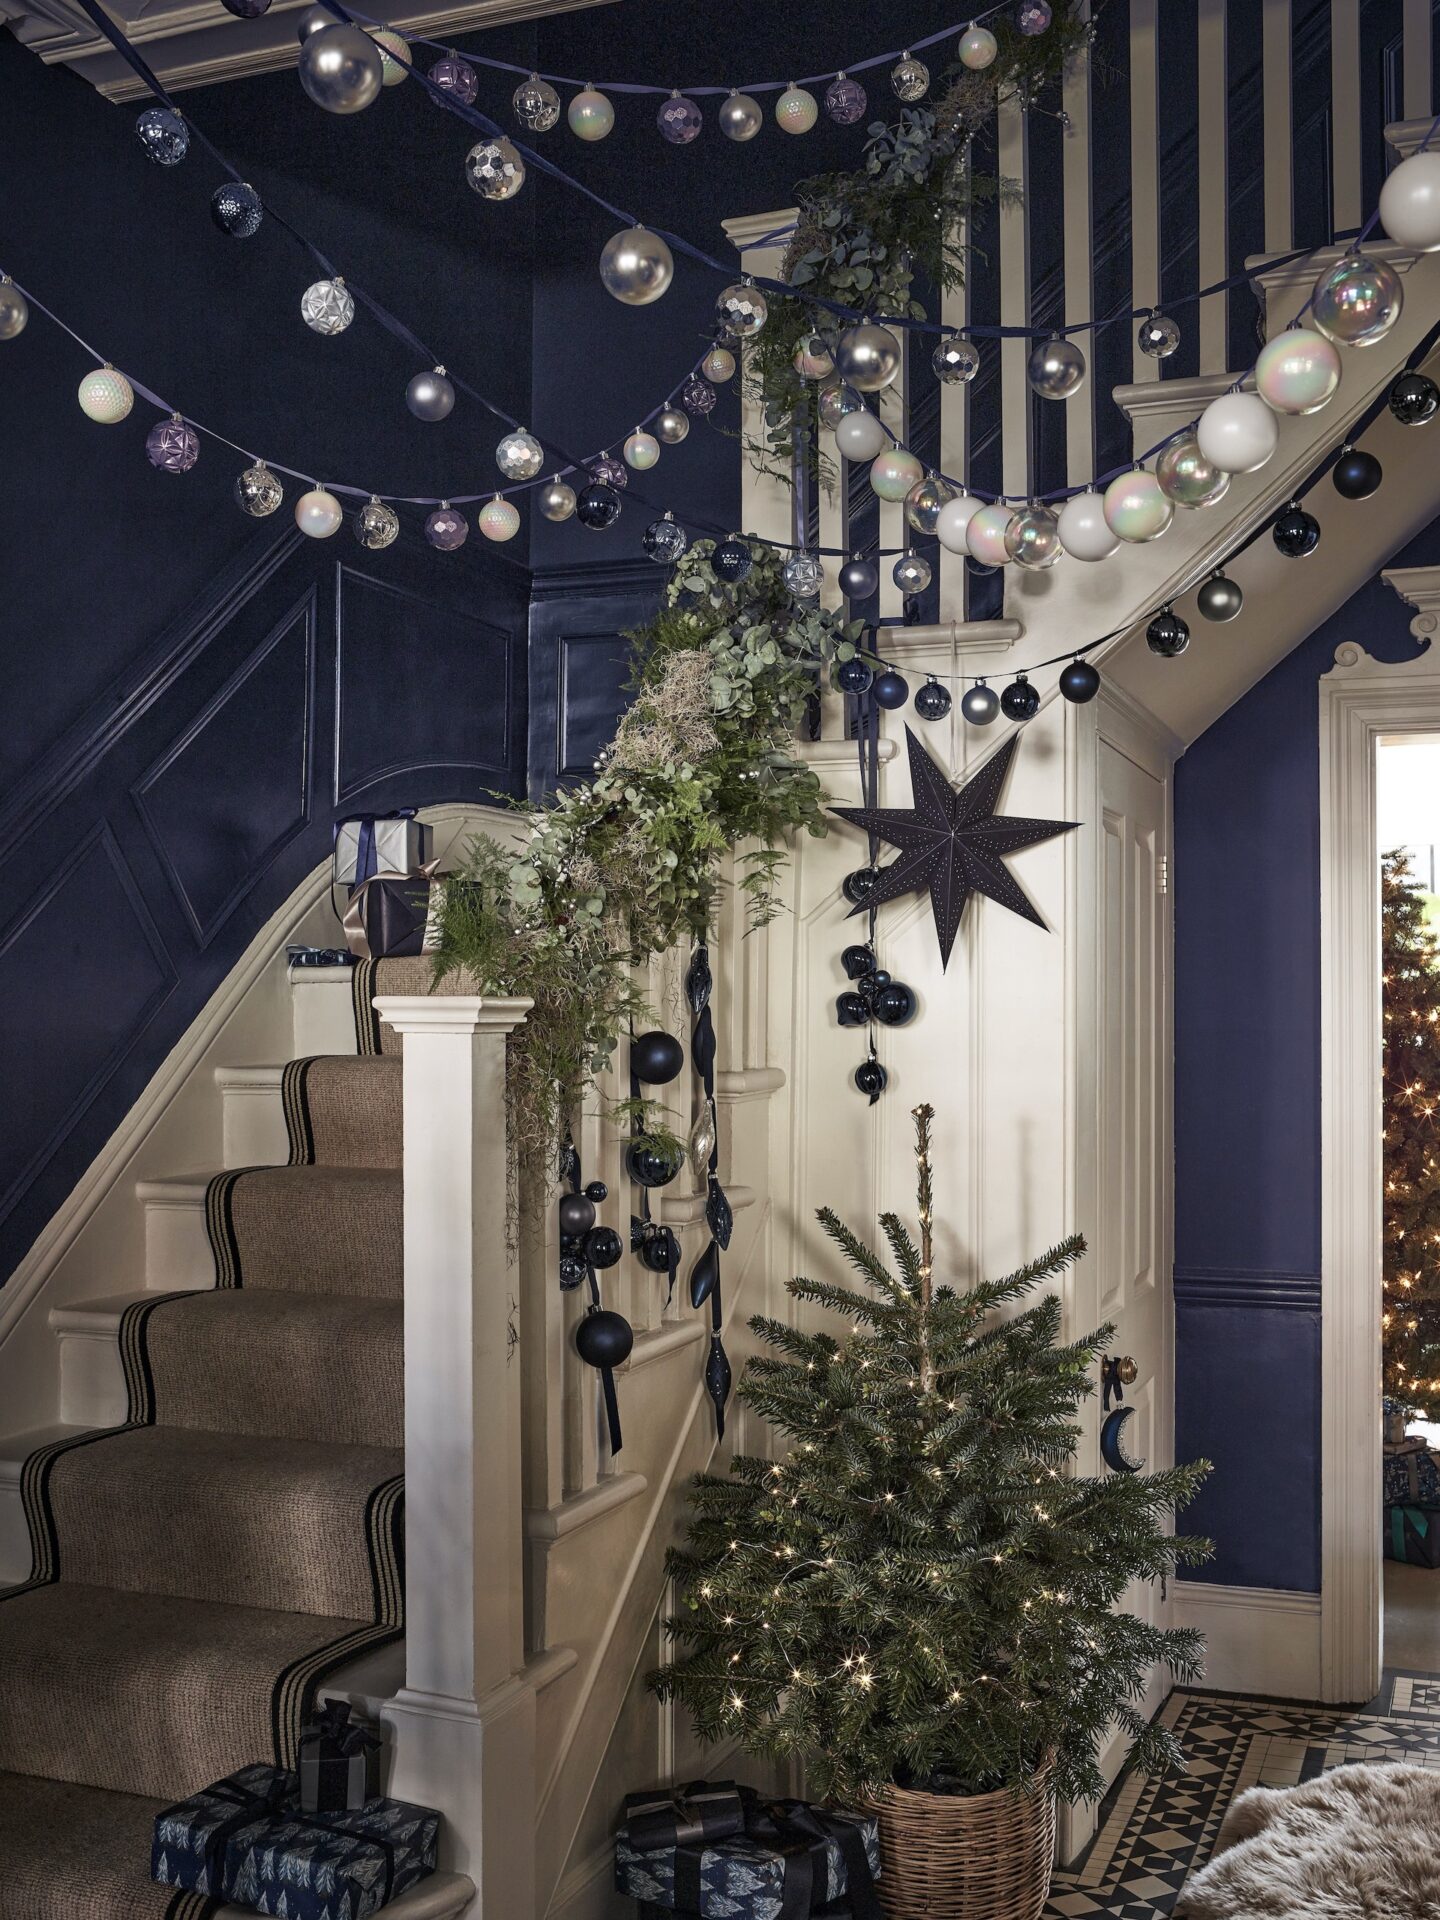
(557, 1181, 622, 1289)
(837, 943, 918, 1031)
(681, 948, 734, 1437)
(560, 1145, 633, 1454)
(833, 655, 1076, 727)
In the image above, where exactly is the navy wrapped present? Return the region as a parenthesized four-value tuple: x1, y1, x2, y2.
(1384, 1443, 1440, 1508)
(616, 1789, 880, 1920)
(152, 1763, 439, 1918)
(299, 1700, 383, 1814)
(622, 1781, 746, 1853)
(1384, 1505, 1440, 1567)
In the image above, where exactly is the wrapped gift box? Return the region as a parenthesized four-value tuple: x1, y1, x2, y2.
(344, 875, 435, 961)
(615, 1792, 879, 1920)
(621, 1781, 746, 1854)
(334, 815, 431, 891)
(1384, 1446, 1440, 1508)
(1384, 1505, 1440, 1567)
(152, 1763, 438, 1918)
(299, 1701, 382, 1814)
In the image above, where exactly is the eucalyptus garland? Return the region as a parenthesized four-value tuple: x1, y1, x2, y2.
(430, 541, 862, 1182)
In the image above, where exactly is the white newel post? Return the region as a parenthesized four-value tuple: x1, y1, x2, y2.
(373, 995, 535, 1914)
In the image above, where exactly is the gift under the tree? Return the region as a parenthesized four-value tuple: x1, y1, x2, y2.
(615, 1790, 880, 1920)
(334, 812, 431, 891)
(299, 1699, 383, 1814)
(151, 1763, 439, 1917)
(622, 1781, 747, 1853)
(1384, 1444, 1440, 1507)
(1384, 1504, 1440, 1567)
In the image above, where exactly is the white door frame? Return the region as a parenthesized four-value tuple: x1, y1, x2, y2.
(1319, 578, 1440, 1702)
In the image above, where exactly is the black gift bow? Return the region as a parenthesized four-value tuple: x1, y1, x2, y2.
(623, 1779, 745, 1853)
(305, 1698, 381, 1759)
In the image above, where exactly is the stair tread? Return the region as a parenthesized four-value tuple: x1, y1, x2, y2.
(0, 1423, 90, 1484)
(52, 1291, 176, 1330)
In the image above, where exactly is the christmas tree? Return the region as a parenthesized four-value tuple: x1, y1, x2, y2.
(654, 1107, 1210, 1806)
(1382, 847, 1440, 1415)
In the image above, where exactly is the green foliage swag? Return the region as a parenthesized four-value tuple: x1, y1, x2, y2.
(654, 1108, 1211, 1806)
(430, 540, 860, 1175)
(1382, 847, 1440, 1414)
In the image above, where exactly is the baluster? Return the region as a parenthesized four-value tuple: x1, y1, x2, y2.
(877, 343, 909, 620)
(1332, 0, 1362, 234)
(1062, 7, 1096, 481)
(998, 94, 1032, 503)
(1404, 0, 1433, 121)
(1263, 0, 1294, 255)
(1196, 0, 1231, 372)
(1130, 0, 1161, 385)
(939, 162, 970, 620)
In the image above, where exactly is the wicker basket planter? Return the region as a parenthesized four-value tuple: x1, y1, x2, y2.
(870, 1765, 1056, 1920)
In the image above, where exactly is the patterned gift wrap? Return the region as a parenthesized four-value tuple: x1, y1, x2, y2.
(1384, 1504, 1440, 1567)
(615, 1797, 879, 1920)
(1383, 1444, 1440, 1507)
(152, 1762, 439, 1918)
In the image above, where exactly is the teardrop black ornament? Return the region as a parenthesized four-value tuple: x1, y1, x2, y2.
(689, 1238, 721, 1310)
(706, 1174, 734, 1251)
(685, 944, 714, 1014)
(705, 1333, 732, 1439)
(692, 1005, 717, 1083)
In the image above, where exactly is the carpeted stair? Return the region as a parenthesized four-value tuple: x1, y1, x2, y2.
(0, 963, 423, 1919)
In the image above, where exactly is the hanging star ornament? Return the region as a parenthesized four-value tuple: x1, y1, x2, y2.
(833, 728, 1080, 969)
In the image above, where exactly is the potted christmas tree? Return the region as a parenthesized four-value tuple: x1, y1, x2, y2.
(1381, 847, 1440, 1411)
(654, 1106, 1210, 1920)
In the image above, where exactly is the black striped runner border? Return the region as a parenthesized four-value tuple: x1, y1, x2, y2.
(118, 1292, 196, 1426)
(352, 958, 383, 1057)
(282, 1057, 316, 1166)
(165, 1889, 220, 1920)
(0, 1425, 132, 1593)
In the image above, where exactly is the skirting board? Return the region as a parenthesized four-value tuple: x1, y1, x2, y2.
(1172, 1581, 1321, 1701)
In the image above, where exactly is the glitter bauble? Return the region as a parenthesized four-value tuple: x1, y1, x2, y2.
(716, 280, 768, 338)
(1332, 446, 1382, 499)
(712, 538, 753, 584)
(1272, 502, 1321, 558)
(567, 86, 614, 141)
(701, 347, 735, 382)
(575, 483, 621, 530)
(1196, 572, 1243, 622)
(655, 407, 689, 444)
(1310, 252, 1403, 347)
(1379, 150, 1440, 251)
(825, 74, 867, 124)
(368, 29, 409, 83)
(1001, 674, 1040, 721)
(934, 335, 980, 383)
(718, 91, 763, 141)
(1103, 469, 1173, 543)
(775, 85, 819, 134)
(211, 181, 263, 237)
(589, 454, 628, 490)
(1197, 391, 1278, 473)
(904, 472, 956, 536)
(834, 408, 888, 462)
(136, 106, 188, 165)
(783, 551, 823, 599)
(657, 93, 702, 144)
(300, 277, 354, 335)
(873, 670, 910, 711)
(1156, 434, 1231, 507)
(966, 503, 1015, 568)
(1027, 334, 1086, 398)
(599, 225, 673, 305)
(819, 381, 863, 429)
(835, 322, 901, 391)
(407, 368, 455, 422)
(681, 374, 717, 415)
(1059, 659, 1101, 704)
(1005, 503, 1062, 570)
(295, 487, 343, 538)
(1137, 309, 1180, 358)
(539, 479, 576, 522)
(914, 678, 950, 721)
(1019, 0, 1052, 29)
(465, 137, 525, 199)
(235, 462, 282, 517)
(496, 428, 544, 479)
(353, 496, 400, 549)
(145, 414, 200, 473)
(425, 504, 468, 550)
(429, 55, 477, 105)
(839, 556, 879, 600)
(1255, 327, 1342, 415)
(1146, 608, 1190, 658)
(643, 513, 688, 563)
(891, 54, 930, 101)
(1056, 491, 1118, 561)
(478, 496, 521, 541)
(513, 73, 560, 131)
(1390, 370, 1440, 425)
(893, 552, 933, 594)
(959, 23, 998, 68)
(298, 25, 382, 114)
(0, 281, 28, 340)
(869, 446, 924, 501)
(624, 429, 660, 470)
(793, 333, 835, 380)
(961, 682, 1000, 726)
(78, 367, 134, 424)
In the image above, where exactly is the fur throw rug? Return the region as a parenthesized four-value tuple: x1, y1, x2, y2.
(1175, 1762, 1440, 1918)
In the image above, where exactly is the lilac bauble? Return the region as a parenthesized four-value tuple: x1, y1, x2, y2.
(681, 374, 717, 416)
(429, 55, 477, 105)
(657, 93, 702, 143)
(1019, 1, 1052, 31)
(825, 73, 867, 124)
(146, 414, 200, 473)
(425, 504, 469, 550)
(589, 454, 628, 491)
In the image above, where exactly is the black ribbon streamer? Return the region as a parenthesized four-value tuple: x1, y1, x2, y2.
(686, 946, 731, 1439)
(563, 1136, 623, 1455)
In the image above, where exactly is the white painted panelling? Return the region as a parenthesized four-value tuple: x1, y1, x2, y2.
(1171, 1582, 1322, 1700)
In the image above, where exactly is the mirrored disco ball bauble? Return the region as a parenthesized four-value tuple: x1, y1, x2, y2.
(655, 407, 689, 444)
(624, 429, 659, 470)
(145, 415, 199, 472)
(235, 462, 282, 517)
(539, 479, 576, 521)
(1103, 469, 1172, 543)
(1019, 1, 1052, 30)
(136, 106, 188, 165)
(961, 682, 1000, 726)
(825, 74, 867, 124)
(407, 368, 455, 422)
(211, 180, 263, 237)
(496, 428, 543, 479)
(1333, 446, 1382, 499)
(702, 346, 736, 382)
(295, 487, 343, 537)
(298, 26, 383, 114)
(1027, 334, 1086, 398)
(589, 454, 627, 490)
(0, 281, 28, 340)
(905, 473, 955, 536)
(873, 670, 910, 710)
(834, 407, 888, 462)
(658, 93, 702, 143)
(712, 538, 753, 583)
(78, 368, 134, 423)
(300, 277, 354, 335)
(681, 374, 717, 415)
(1146, 608, 1190, 658)
(839, 556, 879, 599)
(1001, 674, 1040, 721)
(1272, 502, 1320, 557)
(1138, 310, 1180, 359)
(959, 23, 998, 67)
(1255, 327, 1342, 415)
(643, 514, 688, 563)
(478, 496, 521, 541)
(914, 678, 950, 720)
(1057, 491, 1118, 561)
(783, 551, 823, 598)
(966, 503, 1015, 568)
(1059, 658, 1101, 703)
(513, 73, 560, 131)
(893, 552, 932, 594)
(775, 86, 819, 134)
(1006, 503, 1062, 570)
(836, 322, 901, 392)
(369, 29, 409, 84)
(1197, 391, 1278, 472)
(933, 334, 980, 383)
(1156, 433, 1230, 507)
(575, 483, 621, 529)
(716, 280, 768, 338)
(353, 496, 399, 549)
(718, 90, 763, 140)
(1196, 572, 1243, 622)
(429, 55, 477, 105)
(891, 54, 930, 101)
(793, 334, 835, 380)
(869, 447, 924, 501)
(599, 226, 673, 305)
(1380, 150, 1440, 250)
(1311, 253, 1403, 347)
(1391, 370, 1440, 425)
(425, 504, 468, 550)
(567, 86, 614, 140)
(465, 137, 525, 199)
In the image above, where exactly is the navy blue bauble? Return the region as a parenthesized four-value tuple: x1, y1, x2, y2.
(712, 538, 753, 584)
(854, 1058, 888, 1101)
(841, 943, 875, 979)
(1059, 659, 1101, 704)
(836, 656, 874, 694)
(873, 981, 917, 1026)
(1146, 608, 1190, 658)
(842, 866, 880, 905)
(211, 181, 264, 238)
(625, 1140, 683, 1188)
(1332, 447, 1382, 500)
(585, 1226, 624, 1269)
(1390, 370, 1439, 426)
(838, 557, 879, 600)
(1000, 674, 1040, 721)
(1273, 503, 1320, 558)
(872, 670, 910, 710)
(576, 483, 622, 529)
(558, 1252, 588, 1290)
(575, 1307, 633, 1369)
(584, 1179, 608, 1203)
(631, 1029, 684, 1085)
(914, 678, 952, 721)
(837, 991, 868, 1027)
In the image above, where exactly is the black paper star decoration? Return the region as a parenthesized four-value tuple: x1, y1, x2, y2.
(833, 728, 1080, 970)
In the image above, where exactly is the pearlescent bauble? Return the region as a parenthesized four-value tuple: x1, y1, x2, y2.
(1103, 469, 1173, 542)
(589, 454, 627, 490)
(1333, 445, 1382, 498)
(368, 29, 409, 83)
(0, 281, 28, 340)
(775, 86, 819, 134)
(1197, 390, 1278, 472)
(1006, 503, 1062, 570)
(295, 6, 331, 39)
(716, 279, 768, 337)
(539, 479, 576, 521)
(869, 446, 924, 501)
(959, 23, 998, 68)
(1027, 334, 1086, 398)
(211, 180, 263, 237)
(872, 670, 909, 710)
(718, 90, 762, 141)
(136, 106, 188, 166)
(1001, 674, 1040, 721)
(643, 513, 688, 562)
(1380, 150, 1440, 251)
(893, 552, 933, 594)
(513, 73, 560, 131)
(655, 407, 689, 444)
(575, 483, 621, 529)
(1019, 0, 1052, 30)
(407, 368, 455, 422)
(834, 408, 888, 462)
(1137, 309, 1180, 358)
(914, 679, 950, 721)
(568, 87, 614, 140)
(681, 374, 717, 415)
(1056, 490, 1118, 561)
(961, 681, 1000, 725)
(819, 381, 862, 429)
(839, 556, 879, 599)
(1146, 608, 1190, 658)
(430, 55, 477, 105)
(298, 26, 382, 114)
(465, 137, 525, 199)
(1196, 572, 1243, 622)
(967, 503, 1015, 568)
(425, 504, 468, 550)
(496, 428, 544, 479)
(905, 473, 955, 536)
(783, 551, 823, 598)
(353, 496, 399, 548)
(624, 429, 660, 470)
(935, 493, 980, 554)
(1272, 502, 1320, 557)
(235, 462, 282, 517)
(793, 333, 835, 380)
(1311, 252, 1403, 347)
(1255, 327, 1342, 414)
(1156, 433, 1231, 507)
(301, 277, 354, 335)
(702, 346, 736, 383)
(1059, 659, 1101, 703)
(295, 487, 343, 538)
(825, 73, 867, 124)
(598, 225, 674, 305)
(78, 367, 134, 424)
(145, 414, 200, 472)
(891, 54, 930, 101)
(836, 322, 901, 391)
(933, 334, 979, 383)
(658, 94, 702, 143)
(478, 496, 521, 541)
(1391, 370, 1440, 425)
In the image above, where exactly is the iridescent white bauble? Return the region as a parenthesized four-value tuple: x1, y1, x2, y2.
(295, 487, 343, 538)
(775, 86, 819, 134)
(959, 23, 998, 68)
(1156, 434, 1231, 506)
(835, 322, 901, 392)
(870, 447, 924, 501)
(819, 381, 863, 430)
(1196, 390, 1279, 472)
(967, 503, 1015, 567)
(298, 25, 383, 114)
(235, 461, 283, 517)
(834, 408, 888, 462)
(702, 345, 736, 383)
(891, 53, 930, 101)
(719, 91, 763, 141)
(1027, 334, 1087, 399)
(478, 496, 521, 541)
(568, 86, 614, 140)
(301, 277, 354, 335)
(716, 280, 768, 337)
(893, 551, 933, 593)
(655, 408, 690, 444)
(1103, 469, 1173, 542)
(1380, 151, 1440, 251)
(793, 334, 835, 380)
(904, 472, 956, 536)
(1255, 327, 1342, 414)
(353, 496, 400, 548)
(539, 478, 576, 522)
(935, 492, 980, 554)
(1005, 503, 1062, 570)
(624, 428, 660, 470)
(407, 367, 456, 422)
(465, 137, 525, 199)
(496, 428, 544, 479)
(1056, 491, 1119, 561)
(934, 335, 979, 383)
(368, 29, 409, 84)
(1310, 252, 1404, 347)
(0, 280, 29, 340)
(783, 551, 823, 599)
(643, 513, 688, 563)
(1137, 310, 1180, 359)
(78, 367, 134, 423)
(514, 73, 560, 131)
(599, 226, 674, 305)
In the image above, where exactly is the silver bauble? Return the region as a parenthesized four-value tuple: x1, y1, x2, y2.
(295, 4, 332, 38)
(353, 496, 400, 550)
(539, 478, 576, 522)
(298, 25, 383, 115)
(893, 551, 933, 593)
(407, 367, 455, 422)
(136, 105, 189, 166)
(891, 53, 930, 101)
(1196, 571, 1244, 622)
(0, 280, 29, 341)
(1155, 433, 1230, 508)
(819, 381, 863, 429)
(719, 90, 763, 141)
(465, 137, 525, 200)
(1004, 503, 1062, 570)
(496, 428, 544, 479)
(1027, 334, 1087, 398)
(235, 461, 283, 517)
(835, 322, 902, 392)
(904, 472, 955, 536)
(1310, 252, 1404, 347)
(716, 279, 768, 338)
(643, 512, 688, 563)
(599, 225, 674, 306)
(513, 73, 560, 131)
(961, 681, 1000, 726)
(688, 1099, 717, 1177)
(300, 277, 354, 336)
(933, 334, 979, 383)
(783, 551, 823, 599)
(655, 407, 690, 445)
(1138, 309, 1181, 359)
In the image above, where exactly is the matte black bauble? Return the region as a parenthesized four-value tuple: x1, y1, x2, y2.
(689, 1238, 721, 1310)
(557, 1192, 596, 1239)
(835, 655, 874, 693)
(631, 1028, 685, 1085)
(854, 1058, 888, 1100)
(1272, 503, 1320, 558)
(584, 1180, 608, 1204)
(1196, 573, 1243, 623)
(1145, 608, 1190, 659)
(712, 538, 754, 583)
(914, 678, 952, 721)
(558, 1252, 588, 1290)
(1332, 446, 1382, 500)
(1000, 674, 1040, 722)
(872, 670, 910, 710)
(585, 1226, 624, 1270)
(574, 1307, 633, 1370)
(1058, 659, 1101, 704)
(575, 482, 622, 529)
(841, 943, 876, 980)
(625, 1140, 683, 1188)
(842, 866, 880, 905)
(837, 991, 868, 1027)
(838, 557, 879, 600)
(1390, 370, 1440, 426)
(873, 981, 917, 1026)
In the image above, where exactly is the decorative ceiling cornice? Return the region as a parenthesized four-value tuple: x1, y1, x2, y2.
(0, 0, 614, 99)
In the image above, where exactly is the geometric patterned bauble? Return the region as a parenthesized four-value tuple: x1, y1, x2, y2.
(145, 413, 200, 472)
(301, 278, 355, 335)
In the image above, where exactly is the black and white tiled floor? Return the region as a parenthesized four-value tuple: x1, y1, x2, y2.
(1044, 1674, 1440, 1917)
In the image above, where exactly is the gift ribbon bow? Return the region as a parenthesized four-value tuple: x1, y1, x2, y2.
(623, 1780, 744, 1853)
(306, 1699, 381, 1758)
(333, 809, 420, 894)
(661, 1788, 880, 1920)
(341, 859, 441, 960)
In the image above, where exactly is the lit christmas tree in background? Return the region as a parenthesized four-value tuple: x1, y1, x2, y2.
(1383, 848, 1440, 1415)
